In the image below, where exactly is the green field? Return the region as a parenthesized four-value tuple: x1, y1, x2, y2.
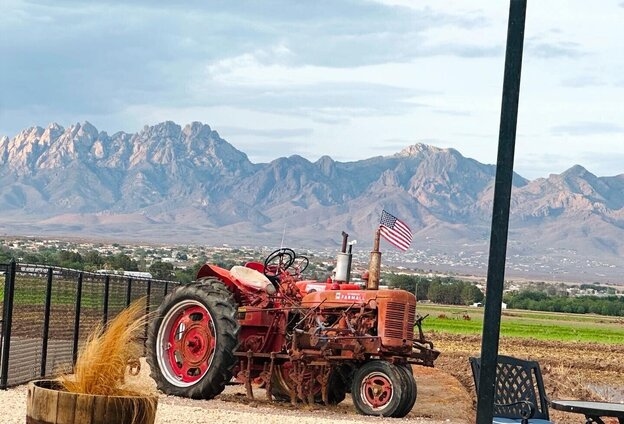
(417, 303, 624, 344)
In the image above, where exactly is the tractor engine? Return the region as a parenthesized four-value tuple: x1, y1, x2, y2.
(297, 289, 416, 357)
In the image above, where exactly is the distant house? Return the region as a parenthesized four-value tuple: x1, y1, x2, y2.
(96, 270, 153, 279)
(124, 270, 153, 279)
(472, 301, 507, 309)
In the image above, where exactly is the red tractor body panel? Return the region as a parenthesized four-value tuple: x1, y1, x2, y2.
(301, 289, 416, 351)
(295, 279, 361, 294)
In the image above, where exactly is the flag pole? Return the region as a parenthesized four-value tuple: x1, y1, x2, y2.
(367, 227, 381, 290)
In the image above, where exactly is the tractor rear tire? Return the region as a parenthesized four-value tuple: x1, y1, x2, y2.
(351, 361, 409, 417)
(146, 279, 240, 399)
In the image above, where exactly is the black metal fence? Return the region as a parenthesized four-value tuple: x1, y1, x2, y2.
(0, 260, 179, 389)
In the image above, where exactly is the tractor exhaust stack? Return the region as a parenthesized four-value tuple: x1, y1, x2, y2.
(367, 228, 381, 290)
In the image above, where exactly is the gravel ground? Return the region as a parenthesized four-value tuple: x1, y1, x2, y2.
(7, 359, 460, 424)
(4, 384, 452, 424)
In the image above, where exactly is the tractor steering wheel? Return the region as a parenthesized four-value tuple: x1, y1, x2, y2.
(263, 248, 296, 279)
(292, 255, 309, 275)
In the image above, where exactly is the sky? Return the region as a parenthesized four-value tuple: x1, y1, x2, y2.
(1, 0, 623, 180)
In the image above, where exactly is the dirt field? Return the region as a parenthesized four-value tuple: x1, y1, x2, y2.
(432, 332, 624, 424)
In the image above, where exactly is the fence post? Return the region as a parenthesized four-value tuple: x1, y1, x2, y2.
(40, 267, 54, 377)
(1, 260, 17, 389)
(102, 275, 110, 325)
(125, 277, 133, 307)
(71, 272, 84, 366)
(143, 280, 152, 353)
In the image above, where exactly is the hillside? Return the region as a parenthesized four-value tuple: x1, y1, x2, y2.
(2, 121, 624, 281)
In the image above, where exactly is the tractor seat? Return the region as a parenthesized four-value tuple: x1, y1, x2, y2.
(230, 265, 276, 294)
(244, 261, 265, 273)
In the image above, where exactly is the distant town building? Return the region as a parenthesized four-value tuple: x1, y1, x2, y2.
(96, 270, 153, 279)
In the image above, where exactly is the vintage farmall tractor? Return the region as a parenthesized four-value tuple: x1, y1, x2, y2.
(146, 230, 439, 417)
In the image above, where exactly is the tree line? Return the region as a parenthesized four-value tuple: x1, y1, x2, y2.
(504, 290, 624, 317)
(384, 273, 485, 305)
(0, 246, 202, 282)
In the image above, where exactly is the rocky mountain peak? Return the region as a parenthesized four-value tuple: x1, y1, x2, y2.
(72, 121, 98, 139)
(561, 164, 591, 179)
(396, 143, 449, 157)
(182, 121, 212, 137)
(315, 155, 335, 177)
(149, 120, 180, 135)
(43, 122, 64, 139)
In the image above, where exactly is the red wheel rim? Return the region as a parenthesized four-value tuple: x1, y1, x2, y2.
(361, 372, 394, 409)
(161, 303, 216, 384)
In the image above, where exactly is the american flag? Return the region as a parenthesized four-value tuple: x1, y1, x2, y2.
(379, 210, 413, 251)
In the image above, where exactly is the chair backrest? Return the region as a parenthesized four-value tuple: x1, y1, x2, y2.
(470, 355, 550, 420)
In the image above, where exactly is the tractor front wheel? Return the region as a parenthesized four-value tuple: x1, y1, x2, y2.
(351, 361, 411, 417)
(395, 364, 417, 417)
(146, 280, 240, 399)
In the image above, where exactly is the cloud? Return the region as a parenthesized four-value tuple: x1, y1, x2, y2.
(432, 109, 472, 117)
(550, 122, 624, 136)
(560, 75, 606, 87)
(416, 41, 501, 58)
(374, 138, 424, 154)
(218, 126, 313, 139)
(234, 139, 313, 163)
(515, 152, 578, 180)
(190, 78, 430, 123)
(578, 151, 624, 177)
(527, 40, 586, 59)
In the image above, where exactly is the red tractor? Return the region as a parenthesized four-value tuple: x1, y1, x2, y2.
(146, 231, 439, 417)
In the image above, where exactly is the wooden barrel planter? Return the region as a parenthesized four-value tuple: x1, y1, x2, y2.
(27, 380, 158, 424)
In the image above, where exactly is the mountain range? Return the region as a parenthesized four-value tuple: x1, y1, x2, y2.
(1, 121, 623, 281)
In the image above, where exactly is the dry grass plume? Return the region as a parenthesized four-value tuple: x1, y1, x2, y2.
(59, 298, 156, 397)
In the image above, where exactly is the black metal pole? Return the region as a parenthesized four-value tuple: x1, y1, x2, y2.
(144, 280, 152, 352)
(476, 1, 527, 424)
(0, 260, 17, 389)
(126, 277, 133, 307)
(40, 267, 54, 377)
(102, 275, 110, 325)
(72, 272, 84, 366)
(146, 280, 152, 314)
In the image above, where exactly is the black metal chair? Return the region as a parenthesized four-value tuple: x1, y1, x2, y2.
(470, 355, 552, 424)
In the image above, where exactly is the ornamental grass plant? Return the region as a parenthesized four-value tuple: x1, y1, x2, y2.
(59, 297, 157, 398)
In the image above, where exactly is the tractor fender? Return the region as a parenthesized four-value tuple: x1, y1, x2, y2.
(196, 264, 237, 291)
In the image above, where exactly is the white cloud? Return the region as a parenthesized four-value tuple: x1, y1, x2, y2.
(551, 122, 624, 136)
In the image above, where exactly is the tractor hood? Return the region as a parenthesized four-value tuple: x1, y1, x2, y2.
(300, 289, 416, 309)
